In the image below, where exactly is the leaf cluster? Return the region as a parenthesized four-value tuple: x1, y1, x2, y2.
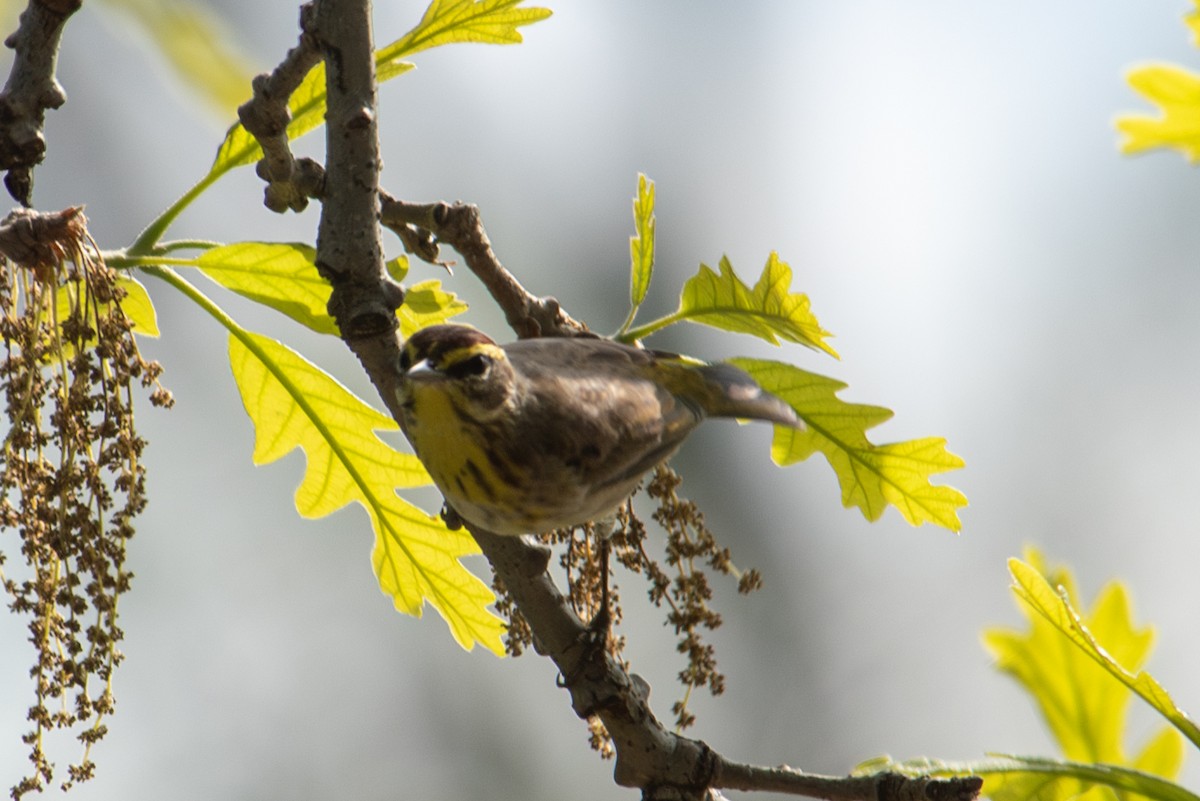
(868, 552, 1197, 801)
(1118, 1, 1200, 161)
(618, 173, 965, 531)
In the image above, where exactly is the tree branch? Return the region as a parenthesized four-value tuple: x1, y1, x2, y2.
(265, 4, 982, 801)
(236, 3, 326, 213)
(712, 762, 983, 801)
(0, 0, 82, 205)
(379, 194, 588, 339)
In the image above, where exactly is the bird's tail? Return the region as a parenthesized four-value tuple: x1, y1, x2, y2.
(694, 362, 801, 428)
(656, 357, 801, 428)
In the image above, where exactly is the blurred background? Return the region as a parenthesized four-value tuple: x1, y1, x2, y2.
(3, 1, 1200, 798)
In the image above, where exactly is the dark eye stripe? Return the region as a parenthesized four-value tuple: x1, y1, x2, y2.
(445, 353, 489, 379)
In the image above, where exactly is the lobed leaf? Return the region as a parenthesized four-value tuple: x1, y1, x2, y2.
(1117, 64, 1200, 161)
(228, 329, 503, 653)
(1001, 557, 1200, 753)
(209, 0, 549, 179)
(379, 0, 553, 60)
(398, 279, 470, 337)
(197, 242, 337, 335)
(679, 254, 838, 357)
(862, 756, 1200, 801)
(730, 358, 965, 531)
(629, 172, 656, 309)
(194, 242, 466, 338)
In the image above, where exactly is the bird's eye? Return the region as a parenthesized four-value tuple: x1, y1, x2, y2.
(447, 353, 490, 379)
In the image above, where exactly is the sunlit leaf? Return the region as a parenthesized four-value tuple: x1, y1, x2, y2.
(862, 555, 1195, 801)
(862, 756, 1199, 801)
(730, 358, 965, 531)
(379, 0, 552, 60)
(228, 329, 503, 653)
(96, 0, 256, 117)
(197, 242, 337, 335)
(398, 279, 469, 338)
(118, 274, 160, 337)
(998, 556, 1200, 752)
(629, 172, 655, 309)
(679, 254, 838, 357)
(386, 254, 411, 283)
(1117, 64, 1200, 161)
(209, 0, 550, 178)
(1134, 729, 1185, 783)
(194, 242, 467, 339)
(1187, 0, 1200, 45)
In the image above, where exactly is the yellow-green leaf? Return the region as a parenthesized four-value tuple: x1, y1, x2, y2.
(1187, 0, 1200, 45)
(1117, 64, 1200, 161)
(386, 254, 411, 283)
(997, 555, 1200, 753)
(730, 358, 966, 531)
(864, 756, 1200, 801)
(228, 329, 503, 653)
(379, 0, 552, 60)
(119, 274, 160, 337)
(208, 0, 551, 179)
(194, 243, 466, 339)
(679, 254, 838, 357)
(197, 242, 337, 335)
(398, 279, 469, 338)
(630, 172, 656, 309)
(96, 0, 256, 117)
(1134, 728, 1185, 782)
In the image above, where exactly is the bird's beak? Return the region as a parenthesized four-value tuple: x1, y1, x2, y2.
(403, 358, 437, 381)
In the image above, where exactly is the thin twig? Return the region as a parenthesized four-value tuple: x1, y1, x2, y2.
(379, 193, 589, 339)
(712, 761, 983, 801)
(0, 0, 82, 205)
(236, 2, 326, 213)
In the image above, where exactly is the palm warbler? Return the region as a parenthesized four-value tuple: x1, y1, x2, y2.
(396, 324, 799, 536)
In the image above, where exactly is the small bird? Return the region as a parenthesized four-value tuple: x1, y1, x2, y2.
(396, 324, 800, 536)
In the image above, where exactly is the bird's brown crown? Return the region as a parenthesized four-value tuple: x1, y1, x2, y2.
(400, 325, 500, 372)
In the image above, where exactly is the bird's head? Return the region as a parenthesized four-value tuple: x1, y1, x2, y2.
(398, 324, 516, 417)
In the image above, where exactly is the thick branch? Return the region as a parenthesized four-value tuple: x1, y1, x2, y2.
(0, 0, 82, 205)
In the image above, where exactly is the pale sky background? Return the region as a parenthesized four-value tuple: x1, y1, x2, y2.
(3, 2, 1200, 799)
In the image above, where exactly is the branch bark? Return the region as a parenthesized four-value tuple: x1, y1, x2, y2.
(0, 0, 82, 205)
(236, 3, 326, 213)
(379, 194, 589, 339)
(277, 4, 983, 801)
